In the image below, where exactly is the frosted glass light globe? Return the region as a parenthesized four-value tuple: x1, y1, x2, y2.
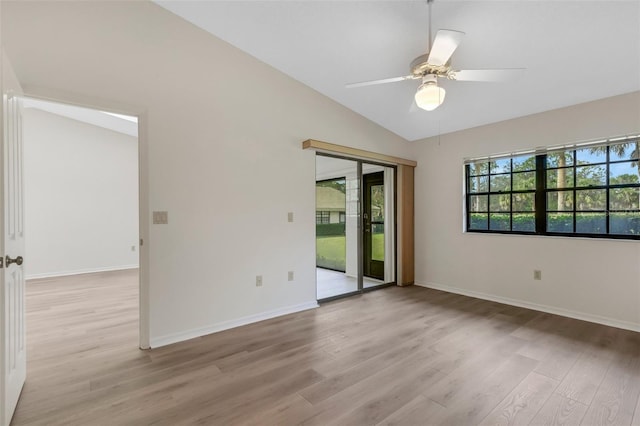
(415, 79, 446, 111)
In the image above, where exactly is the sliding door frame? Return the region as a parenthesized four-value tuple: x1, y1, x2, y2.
(315, 152, 397, 303)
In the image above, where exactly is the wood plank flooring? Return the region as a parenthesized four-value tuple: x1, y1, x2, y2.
(11, 270, 640, 425)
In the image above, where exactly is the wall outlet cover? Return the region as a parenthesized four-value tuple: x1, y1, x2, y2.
(153, 211, 168, 224)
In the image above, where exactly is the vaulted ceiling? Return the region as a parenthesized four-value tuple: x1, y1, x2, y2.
(156, 1, 640, 141)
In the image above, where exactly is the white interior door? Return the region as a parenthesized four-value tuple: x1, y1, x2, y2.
(1, 93, 26, 425)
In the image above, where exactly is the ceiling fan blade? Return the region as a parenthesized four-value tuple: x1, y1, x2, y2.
(427, 30, 465, 66)
(346, 75, 417, 88)
(451, 68, 525, 82)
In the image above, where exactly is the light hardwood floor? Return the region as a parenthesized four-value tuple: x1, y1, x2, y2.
(11, 269, 640, 425)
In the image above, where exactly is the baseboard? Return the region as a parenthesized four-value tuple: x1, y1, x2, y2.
(416, 281, 640, 333)
(26, 264, 139, 280)
(150, 301, 320, 348)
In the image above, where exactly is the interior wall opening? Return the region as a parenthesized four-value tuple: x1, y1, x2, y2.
(21, 96, 141, 352)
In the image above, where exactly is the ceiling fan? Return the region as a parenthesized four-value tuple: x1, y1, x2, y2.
(346, 0, 524, 111)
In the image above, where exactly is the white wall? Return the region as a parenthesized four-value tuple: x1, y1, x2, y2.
(1, 1, 413, 347)
(412, 92, 640, 331)
(23, 108, 139, 279)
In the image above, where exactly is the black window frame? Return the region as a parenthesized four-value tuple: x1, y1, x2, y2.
(465, 138, 640, 240)
(466, 154, 537, 233)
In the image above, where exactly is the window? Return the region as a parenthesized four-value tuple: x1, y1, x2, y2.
(316, 211, 330, 224)
(339, 211, 346, 223)
(467, 154, 536, 232)
(465, 136, 640, 239)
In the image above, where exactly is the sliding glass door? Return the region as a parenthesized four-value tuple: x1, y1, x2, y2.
(315, 155, 396, 301)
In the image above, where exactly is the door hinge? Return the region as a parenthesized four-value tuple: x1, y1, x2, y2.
(140, 238, 144, 246)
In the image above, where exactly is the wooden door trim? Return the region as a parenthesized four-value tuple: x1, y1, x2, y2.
(303, 139, 417, 167)
(397, 165, 414, 286)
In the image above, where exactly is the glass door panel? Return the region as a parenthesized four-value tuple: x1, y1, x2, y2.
(363, 172, 384, 280)
(362, 164, 395, 290)
(315, 155, 359, 300)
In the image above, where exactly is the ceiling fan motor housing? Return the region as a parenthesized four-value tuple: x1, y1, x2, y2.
(410, 53, 451, 77)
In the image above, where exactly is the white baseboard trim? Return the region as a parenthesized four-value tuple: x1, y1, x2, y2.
(26, 265, 139, 280)
(150, 301, 320, 349)
(416, 281, 640, 333)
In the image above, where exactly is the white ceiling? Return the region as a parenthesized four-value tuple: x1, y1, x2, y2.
(156, 1, 640, 142)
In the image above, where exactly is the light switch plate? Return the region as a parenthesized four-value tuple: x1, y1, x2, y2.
(153, 211, 168, 224)
(288, 212, 294, 222)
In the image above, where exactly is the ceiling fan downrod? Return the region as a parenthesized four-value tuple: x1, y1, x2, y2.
(427, 0, 434, 52)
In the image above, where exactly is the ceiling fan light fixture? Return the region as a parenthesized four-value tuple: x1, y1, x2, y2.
(415, 76, 445, 111)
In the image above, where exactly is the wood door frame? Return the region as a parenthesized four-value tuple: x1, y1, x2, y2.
(19, 87, 150, 349)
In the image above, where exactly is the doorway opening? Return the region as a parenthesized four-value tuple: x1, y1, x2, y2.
(21, 97, 141, 348)
(315, 153, 396, 301)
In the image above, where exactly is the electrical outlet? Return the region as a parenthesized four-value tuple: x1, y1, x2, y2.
(256, 275, 263, 287)
(533, 270, 542, 280)
(288, 271, 294, 281)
